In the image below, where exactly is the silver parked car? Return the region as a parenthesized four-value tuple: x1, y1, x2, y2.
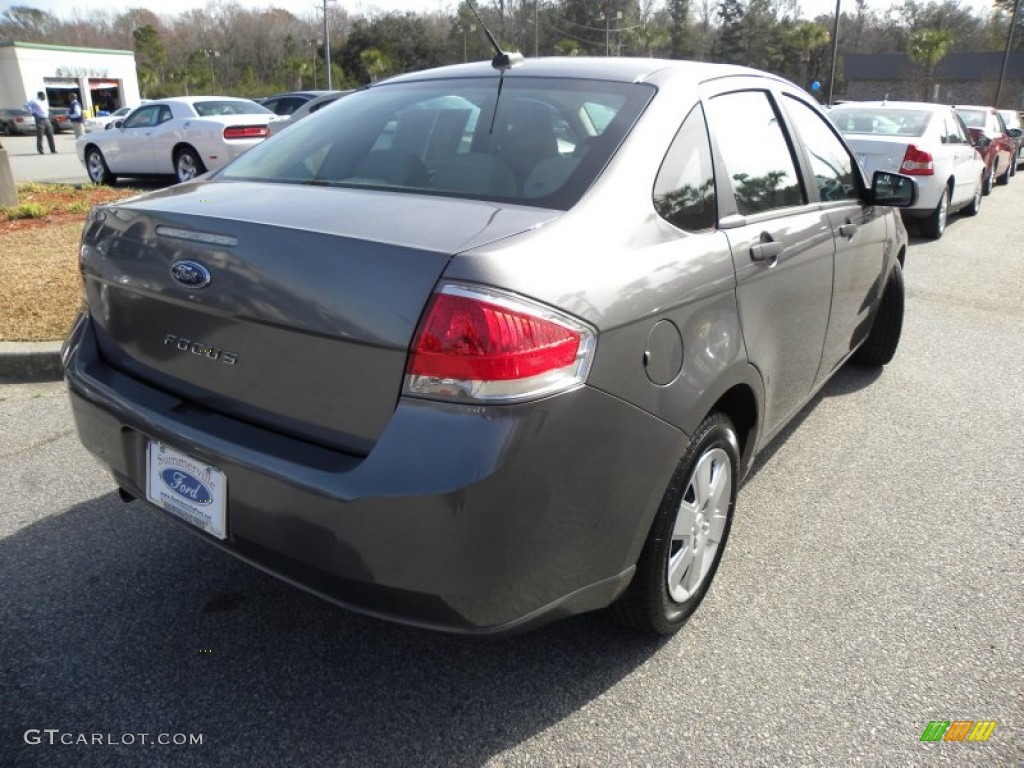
(64, 58, 914, 636)
(828, 101, 985, 239)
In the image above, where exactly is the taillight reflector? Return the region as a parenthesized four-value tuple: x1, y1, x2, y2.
(223, 125, 268, 140)
(900, 144, 934, 175)
(405, 284, 595, 403)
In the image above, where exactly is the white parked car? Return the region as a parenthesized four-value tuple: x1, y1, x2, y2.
(828, 101, 986, 239)
(76, 97, 278, 185)
(83, 106, 135, 133)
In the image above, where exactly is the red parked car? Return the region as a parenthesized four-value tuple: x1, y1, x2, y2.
(955, 104, 1021, 192)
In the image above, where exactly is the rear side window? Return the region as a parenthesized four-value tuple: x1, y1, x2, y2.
(705, 91, 804, 215)
(193, 100, 272, 117)
(220, 77, 655, 210)
(653, 104, 716, 231)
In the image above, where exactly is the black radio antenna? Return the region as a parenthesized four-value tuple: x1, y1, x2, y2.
(464, 0, 524, 71)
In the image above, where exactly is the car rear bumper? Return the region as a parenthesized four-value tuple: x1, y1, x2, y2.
(63, 314, 683, 634)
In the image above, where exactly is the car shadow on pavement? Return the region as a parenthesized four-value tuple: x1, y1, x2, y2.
(744, 363, 883, 484)
(0, 490, 666, 767)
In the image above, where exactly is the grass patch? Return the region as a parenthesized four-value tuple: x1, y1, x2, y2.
(5, 202, 48, 220)
(1, 182, 149, 341)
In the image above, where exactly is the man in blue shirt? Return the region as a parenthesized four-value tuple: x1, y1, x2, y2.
(25, 91, 56, 155)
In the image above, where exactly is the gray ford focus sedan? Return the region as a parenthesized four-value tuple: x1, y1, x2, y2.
(63, 57, 914, 635)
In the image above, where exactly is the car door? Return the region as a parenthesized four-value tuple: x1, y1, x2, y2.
(108, 105, 164, 173)
(944, 111, 980, 207)
(780, 93, 892, 379)
(703, 86, 834, 437)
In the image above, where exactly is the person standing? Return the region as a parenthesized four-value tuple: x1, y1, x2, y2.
(25, 91, 56, 154)
(69, 92, 84, 138)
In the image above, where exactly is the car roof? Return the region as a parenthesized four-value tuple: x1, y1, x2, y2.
(262, 91, 334, 100)
(378, 56, 778, 88)
(952, 104, 994, 111)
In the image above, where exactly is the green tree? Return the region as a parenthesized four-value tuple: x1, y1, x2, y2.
(668, 0, 692, 58)
(787, 21, 830, 90)
(908, 27, 953, 100)
(132, 24, 167, 98)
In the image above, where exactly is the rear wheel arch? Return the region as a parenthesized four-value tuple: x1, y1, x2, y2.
(710, 384, 758, 471)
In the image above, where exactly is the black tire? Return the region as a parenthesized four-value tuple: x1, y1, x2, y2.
(962, 174, 983, 217)
(85, 146, 116, 185)
(996, 159, 1011, 186)
(610, 413, 740, 635)
(982, 164, 995, 195)
(852, 260, 904, 367)
(0, 122, 11, 136)
(174, 146, 206, 184)
(920, 187, 949, 240)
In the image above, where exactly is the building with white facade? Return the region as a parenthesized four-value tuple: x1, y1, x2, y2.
(0, 41, 140, 116)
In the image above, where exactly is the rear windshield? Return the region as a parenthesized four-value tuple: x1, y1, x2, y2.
(829, 108, 933, 137)
(955, 109, 986, 128)
(193, 100, 272, 117)
(219, 77, 655, 210)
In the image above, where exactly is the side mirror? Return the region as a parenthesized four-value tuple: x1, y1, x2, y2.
(974, 135, 992, 149)
(870, 170, 916, 208)
(1008, 127, 1022, 139)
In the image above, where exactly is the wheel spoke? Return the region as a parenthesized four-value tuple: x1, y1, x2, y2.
(694, 454, 714, 508)
(708, 460, 731, 514)
(673, 497, 698, 539)
(682, 540, 705, 592)
(668, 545, 694, 593)
(707, 510, 728, 544)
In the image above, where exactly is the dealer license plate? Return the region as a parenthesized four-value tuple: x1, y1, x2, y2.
(146, 441, 227, 540)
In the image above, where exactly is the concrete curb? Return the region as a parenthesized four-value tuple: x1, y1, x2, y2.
(0, 341, 64, 382)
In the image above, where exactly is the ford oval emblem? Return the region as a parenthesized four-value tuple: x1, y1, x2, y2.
(160, 468, 214, 505)
(170, 260, 212, 289)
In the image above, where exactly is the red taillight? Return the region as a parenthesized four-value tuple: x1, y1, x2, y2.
(900, 144, 934, 175)
(405, 285, 595, 403)
(223, 125, 269, 140)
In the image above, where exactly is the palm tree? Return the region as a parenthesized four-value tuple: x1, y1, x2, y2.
(908, 28, 953, 101)
(788, 21, 830, 92)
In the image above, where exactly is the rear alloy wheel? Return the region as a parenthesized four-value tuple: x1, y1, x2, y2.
(174, 146, 206, 184)
(610, 413, 739, 635)
(853, 260, 904, 367)
(921, 186, 949, 240)
(963, 174, 983, 216)
(85, 147, 116, 185)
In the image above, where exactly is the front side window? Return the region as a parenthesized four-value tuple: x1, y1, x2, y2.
(653, 104, 716, 231)
(783, 96, 859, 203)
(220, 77, 655, 210)
(705, 90, 804, 215)
(123, 106, 163, 129)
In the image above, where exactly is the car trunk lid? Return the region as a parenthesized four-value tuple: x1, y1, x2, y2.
(81, 180, 560, 453)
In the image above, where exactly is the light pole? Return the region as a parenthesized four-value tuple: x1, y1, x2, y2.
(202, 48, 220, 93)
(827, 0, 841, 106)
(306, 38, 321, 88)
(995, 0, 1021, 107)
(456, 24, 476, 62)
(535, 1, 539, 57)
(595, 10, 622, 56)
(319, 0, 337, 90)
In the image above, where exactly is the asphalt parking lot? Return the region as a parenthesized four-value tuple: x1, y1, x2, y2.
(2, 131, 90, 184)
(1, 176, 1022, 766)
